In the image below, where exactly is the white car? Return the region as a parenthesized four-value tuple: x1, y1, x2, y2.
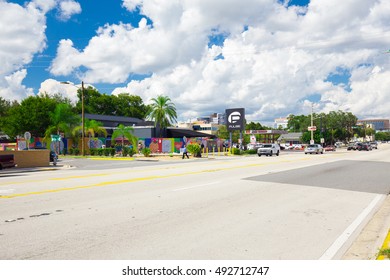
(257, 143, 280, 157)
(304, 144, 323, 154)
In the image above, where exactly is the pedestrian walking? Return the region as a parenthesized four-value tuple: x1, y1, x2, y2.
(182, 145, 189, 159)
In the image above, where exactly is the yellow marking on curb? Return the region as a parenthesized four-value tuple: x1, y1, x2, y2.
(377, 229, 390, 260)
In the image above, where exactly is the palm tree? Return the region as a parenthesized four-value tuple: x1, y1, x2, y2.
(147, 95, 177, 136)
(111, 124, 138, 151)
(44, 103, 80, 153)
(72, 119, 107, 153)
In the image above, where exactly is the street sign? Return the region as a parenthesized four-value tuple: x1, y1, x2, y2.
(51, 135, 61, 142)
(320, 138, 325, 144)
(226, 108, 245, 131)
(308, 126, 317, 131)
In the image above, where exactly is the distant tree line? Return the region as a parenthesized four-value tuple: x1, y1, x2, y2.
(0, 88, 152, 140)
(287, 110, 380, 144)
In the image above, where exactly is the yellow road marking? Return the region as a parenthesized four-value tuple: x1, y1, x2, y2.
(377, 229, 390, 260)
(0, 154, 334, 199)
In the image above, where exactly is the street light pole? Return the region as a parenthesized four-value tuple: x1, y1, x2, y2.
(81, 81, 85, 156)
(311, 103, 314, 142)
(60, 81, 85, 156)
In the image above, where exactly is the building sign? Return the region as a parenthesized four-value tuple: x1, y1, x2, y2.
(226, 108, 245, 131)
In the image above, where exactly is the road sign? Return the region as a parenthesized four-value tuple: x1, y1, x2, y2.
(51, 135, 61, 142)
(308, 126, 317, 131)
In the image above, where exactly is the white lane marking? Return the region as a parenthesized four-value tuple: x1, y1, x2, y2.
(0, 189, 15, 194)
(319, 194, 384, 260)
(172, 181, 220, 192)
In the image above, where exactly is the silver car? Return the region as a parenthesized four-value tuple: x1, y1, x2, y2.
(304, 144, 324, 154)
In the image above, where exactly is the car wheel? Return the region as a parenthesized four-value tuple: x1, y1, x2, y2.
(276, 151, 279, 156)
(270, 151, 273, 156)
(321, 151, 323, 154)
(258, 154, 261, 157)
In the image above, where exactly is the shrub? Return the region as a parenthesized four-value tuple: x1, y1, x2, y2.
(186, 143, 201, 157)
(97, 148, 104, 156)
(122, 146, 129, 157)
(69, 148, 74, 155)
(142, 147, 151, 157)
(109, 148, 116, 156)
(74, 148, 80, 155)
(128, 147, 136, 157)
(232, 147, 242, 155)
(90, 148, 97, 156)
(103, 148, 110, 156)
(244, 149, 257, 155)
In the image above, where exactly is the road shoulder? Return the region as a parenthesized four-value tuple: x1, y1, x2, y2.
(342, 195, 390, 259)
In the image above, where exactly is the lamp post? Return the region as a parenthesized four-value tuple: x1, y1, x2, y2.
(60, 81, 85, 156)
(81, 81, 85, 156)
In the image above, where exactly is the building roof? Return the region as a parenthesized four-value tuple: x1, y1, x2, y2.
(278, 132, 302, 141)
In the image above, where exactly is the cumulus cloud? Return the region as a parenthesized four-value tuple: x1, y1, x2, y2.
(48, 0, 390, 123)
(58, 0, 81, 21)
(0, 0, 80, 101)
(39, 79, 80, 103)
(0, 70, 34, 101)
(3, 0, 390, 124)
(0, 0, 48, 100)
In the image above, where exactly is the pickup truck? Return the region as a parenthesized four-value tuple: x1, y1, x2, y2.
(257, 143, 280, 157)
(0, 154, 16, 170)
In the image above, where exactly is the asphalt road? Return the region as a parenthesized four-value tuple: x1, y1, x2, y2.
(1, 145, 389, 260)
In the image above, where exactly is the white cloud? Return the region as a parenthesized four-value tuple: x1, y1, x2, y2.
(0, 0, 48, 100)
(0, 70, 34, 101)
(58, 0, 81, 21)
(0, 0, 81, 101)
(4, 0, 390, 124)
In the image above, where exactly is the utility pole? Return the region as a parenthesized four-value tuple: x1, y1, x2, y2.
(81, 81, 85, 156)
(311, 103, 314, 142)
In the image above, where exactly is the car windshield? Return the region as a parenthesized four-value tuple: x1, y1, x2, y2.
(308, 145, 316, 148)
(263, 144, 272, 148)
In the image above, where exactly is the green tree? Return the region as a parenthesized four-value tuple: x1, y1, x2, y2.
(72, 119, 107, 139)
(111, 124, 138, 151)
(44, 103, 80, 140)
(115, 93, 150, 119)
(147, 95, 177, 136)
(1, 94, 58, 138)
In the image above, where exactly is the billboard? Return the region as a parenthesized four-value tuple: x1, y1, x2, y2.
(225, 108, 245, 131)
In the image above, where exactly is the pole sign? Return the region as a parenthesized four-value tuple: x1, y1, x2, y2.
(226, 108, 245, 131)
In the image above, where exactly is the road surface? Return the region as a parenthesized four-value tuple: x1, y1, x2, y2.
(1, 145, 389, 259)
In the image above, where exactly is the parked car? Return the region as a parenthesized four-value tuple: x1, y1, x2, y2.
(0, 154, 16, 170)
(304, 144, 324, 154)
(356, 142, 371, 151)
(257, 143, 280, 157)
(369, 142, 378, 149)
(324, 145, 336, 151)
(347, 143, 357, 150)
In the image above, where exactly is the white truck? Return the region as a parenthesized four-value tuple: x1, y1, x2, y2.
(257, 143, 280, 157)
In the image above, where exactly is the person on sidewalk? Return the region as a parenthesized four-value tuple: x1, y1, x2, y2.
(182, 145, 189, 159)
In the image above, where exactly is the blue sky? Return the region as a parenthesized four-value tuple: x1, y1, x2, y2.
(1, 0, 390, 123)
